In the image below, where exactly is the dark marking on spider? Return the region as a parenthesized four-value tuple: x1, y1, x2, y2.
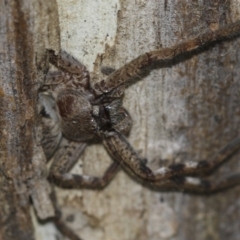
(199, 179, 212, 189)
(169, 163, 185, 172)
(197, 160, 210, 168)
(40, 107, 51, 118)
(66, 214, 75, 223)
(39, 21, 240, 240)
(170, 176, 186, 185)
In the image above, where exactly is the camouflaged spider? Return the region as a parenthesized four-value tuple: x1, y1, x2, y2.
(39, 21, 240, 240)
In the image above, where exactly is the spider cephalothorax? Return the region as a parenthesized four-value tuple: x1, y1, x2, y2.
(40, 50, 132, 151)
(39, 21, 240, 240)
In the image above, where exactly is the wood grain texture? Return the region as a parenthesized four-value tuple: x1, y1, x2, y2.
(0, 0, 59, 239)
(33, 0, 240, 240)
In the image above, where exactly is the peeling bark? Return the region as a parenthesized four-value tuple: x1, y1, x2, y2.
(0, 1, 59, 240)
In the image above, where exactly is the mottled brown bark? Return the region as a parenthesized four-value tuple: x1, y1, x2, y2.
(53, 1, 240, 240)
(2, 1, 239, 240)
(0, 1, 59, 239)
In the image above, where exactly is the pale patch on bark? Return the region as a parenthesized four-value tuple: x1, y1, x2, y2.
(35, 1, 240, 240)
(56, 0, 120, 71)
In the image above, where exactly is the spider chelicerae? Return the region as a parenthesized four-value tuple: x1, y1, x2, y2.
(39, 21, 240, 240)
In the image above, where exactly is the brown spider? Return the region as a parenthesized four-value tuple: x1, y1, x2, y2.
(39, 21, 240, 240)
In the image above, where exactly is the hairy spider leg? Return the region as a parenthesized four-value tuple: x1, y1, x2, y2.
(102, 129, 240, 193)
(94, 21, 240, 94)
(49, 138, 120, 189)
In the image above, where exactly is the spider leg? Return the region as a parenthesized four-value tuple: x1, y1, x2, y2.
(47, 50, 90, 90)
(119, 160, 240, 194)
(49, 138, 120, 189)
(94, 21, 240, 94)
(102, 129, 240, 183)
(44, 71, 65, 86)
(49, 139, 119, 239)
(147, 173, 240, 194)
(49, 187, 83, 240)
(54, 217, 82, 240)
(48, 50, 89, 76)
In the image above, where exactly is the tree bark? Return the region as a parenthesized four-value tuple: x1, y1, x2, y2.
(0, 1, 59, 240)
(40, 1, 240, 240)
(2, 1, 240, 240)
(49, 1, 240, 240)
